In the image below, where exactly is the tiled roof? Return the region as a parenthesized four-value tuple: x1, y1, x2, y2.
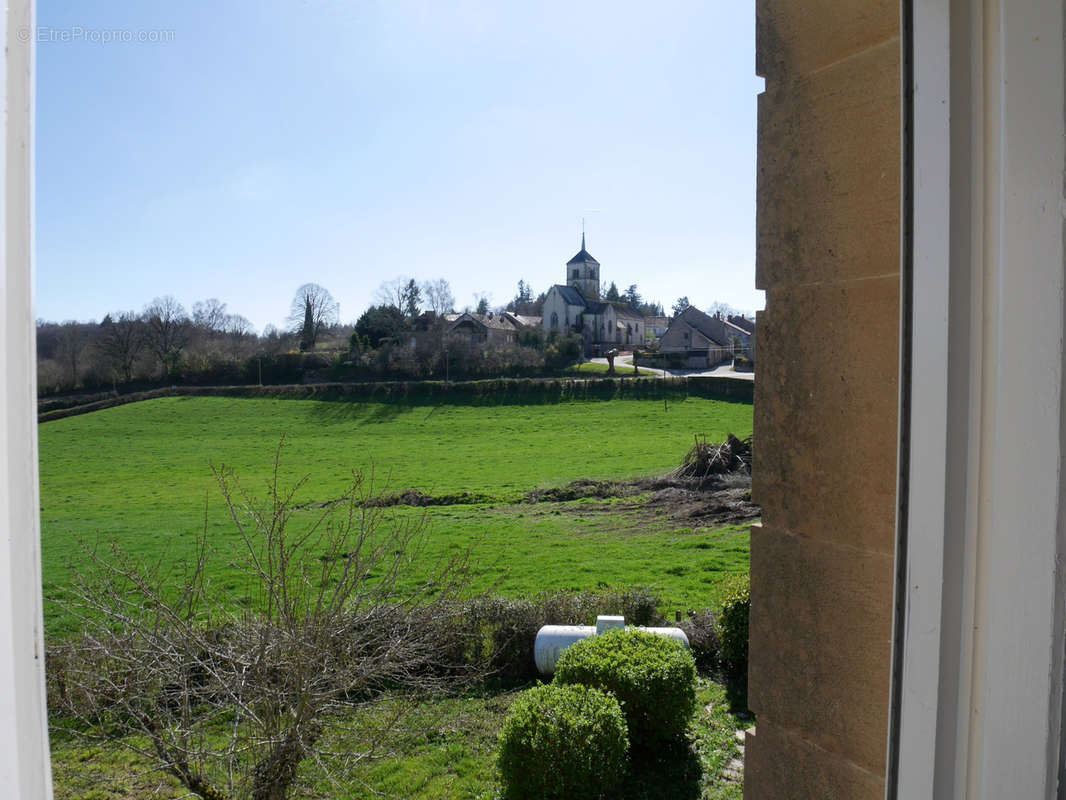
(449, 312, 517, 332)
(723, 319, 751, 337)
(566, 248, 600, 266)
(507, 314, 542, 327)
(727, 314, 756, 334)
(611, 305, 644, 321)
(670, 307, 730, 346)
(584, 301, 643, 320)
(552, 284, 589, 307)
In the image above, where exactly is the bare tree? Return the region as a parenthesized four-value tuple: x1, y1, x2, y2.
(192, 298, 229, 334)
(224, 313, 255, 361)
(98, 311, 144, 383)
(374, 276, 411, 310)
(287, 284, 339, 352)
(55, 321, 90, 389)
(143, 296, 192, 379)
(422, 279, 455, 317)
(48, 446, 473, 800)
(192, 299, 227, 333)
(707, 300, 747, 319)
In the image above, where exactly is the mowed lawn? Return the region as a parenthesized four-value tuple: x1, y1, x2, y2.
(39, 394, 754, 634)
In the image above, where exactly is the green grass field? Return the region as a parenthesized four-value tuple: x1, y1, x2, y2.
(40, 394, 753, 635)
(50, 679, 746, 800)
(42, 392, 754, 798)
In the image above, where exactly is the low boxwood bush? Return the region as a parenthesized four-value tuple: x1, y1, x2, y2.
(554, 628, 697, 747)
(497, 683, 628, 800)
(719, 574, 750, 677)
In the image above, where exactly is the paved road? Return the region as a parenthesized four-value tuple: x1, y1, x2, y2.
(589, 354, 755, 381)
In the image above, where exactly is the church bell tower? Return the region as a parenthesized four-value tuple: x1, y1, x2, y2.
(566, 232, 600, 301)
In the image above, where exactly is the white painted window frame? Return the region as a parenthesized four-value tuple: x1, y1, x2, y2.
(0, 0, 51, 797)
(892, 0, 1066, 797)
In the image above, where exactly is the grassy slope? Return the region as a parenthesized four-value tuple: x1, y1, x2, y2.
(43, 394, 753, 798)
(40, 395, 752, 632)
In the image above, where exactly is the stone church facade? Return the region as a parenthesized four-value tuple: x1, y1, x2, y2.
(541, 237, 645, 356)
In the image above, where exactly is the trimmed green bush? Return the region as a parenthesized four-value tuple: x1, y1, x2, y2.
(719, 574, 750, 676)
(497, 683, 628, 800)
(554, 629, 697, 747)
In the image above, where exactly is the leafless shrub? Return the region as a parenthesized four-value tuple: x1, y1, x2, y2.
(678, 609, 721, 674)
(457, 587, 666, 680)
(48, 443, 475, 800)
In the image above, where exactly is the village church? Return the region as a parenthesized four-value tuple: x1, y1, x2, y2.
(541, 236, 644, 356)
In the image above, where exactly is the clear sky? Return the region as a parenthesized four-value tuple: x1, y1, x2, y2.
(36, 1, 762, 332)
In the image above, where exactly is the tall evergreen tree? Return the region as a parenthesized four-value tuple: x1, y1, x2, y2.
(401, 279, 422, 320)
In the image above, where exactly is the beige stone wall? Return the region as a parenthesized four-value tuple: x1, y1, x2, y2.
(747, 2, 900, 798)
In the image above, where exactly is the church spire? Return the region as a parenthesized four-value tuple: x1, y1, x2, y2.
(567, 220, 600, 301)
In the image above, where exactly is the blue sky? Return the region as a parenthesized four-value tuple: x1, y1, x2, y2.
(36, 1, 762, 332)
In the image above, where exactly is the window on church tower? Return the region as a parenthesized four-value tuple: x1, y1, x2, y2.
(572, 268, 578, 279)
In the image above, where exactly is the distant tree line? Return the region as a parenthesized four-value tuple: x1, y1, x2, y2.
(37, 275, 740, 396)
(35, 278, 581, 396)
(35, 292, 337, 395)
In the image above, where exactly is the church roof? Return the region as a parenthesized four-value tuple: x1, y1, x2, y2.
(552, 285, 588, 307)
(566, 248, 600, 266)
(566, 232, 600, 266)
(611, 304, 644, 321)
(584, 301, 643, 319)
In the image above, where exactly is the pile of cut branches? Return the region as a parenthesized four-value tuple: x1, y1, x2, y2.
(669, 433, 753, 479)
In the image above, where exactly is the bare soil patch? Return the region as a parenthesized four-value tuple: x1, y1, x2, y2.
(526, 472, 759, 528)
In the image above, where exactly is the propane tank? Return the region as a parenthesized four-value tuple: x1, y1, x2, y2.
(533, 615, 690, 675)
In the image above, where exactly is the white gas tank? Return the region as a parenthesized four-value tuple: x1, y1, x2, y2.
(533, 615, 690, 675)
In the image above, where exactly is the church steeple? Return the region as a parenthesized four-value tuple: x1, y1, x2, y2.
(566, 228, 600, 301)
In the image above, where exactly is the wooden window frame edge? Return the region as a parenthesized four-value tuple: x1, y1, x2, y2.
(892, 0, 1066, 797)
(0, 0, 52, 797)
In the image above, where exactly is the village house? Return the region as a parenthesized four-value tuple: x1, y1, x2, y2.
(541, 236, 646, 355)
(407, 311, 542, 351)
(445, 311, 520, 347)
(657, 306, 736, 368)
(500, 312, 542, 330)
(723, 314, 755, 357)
